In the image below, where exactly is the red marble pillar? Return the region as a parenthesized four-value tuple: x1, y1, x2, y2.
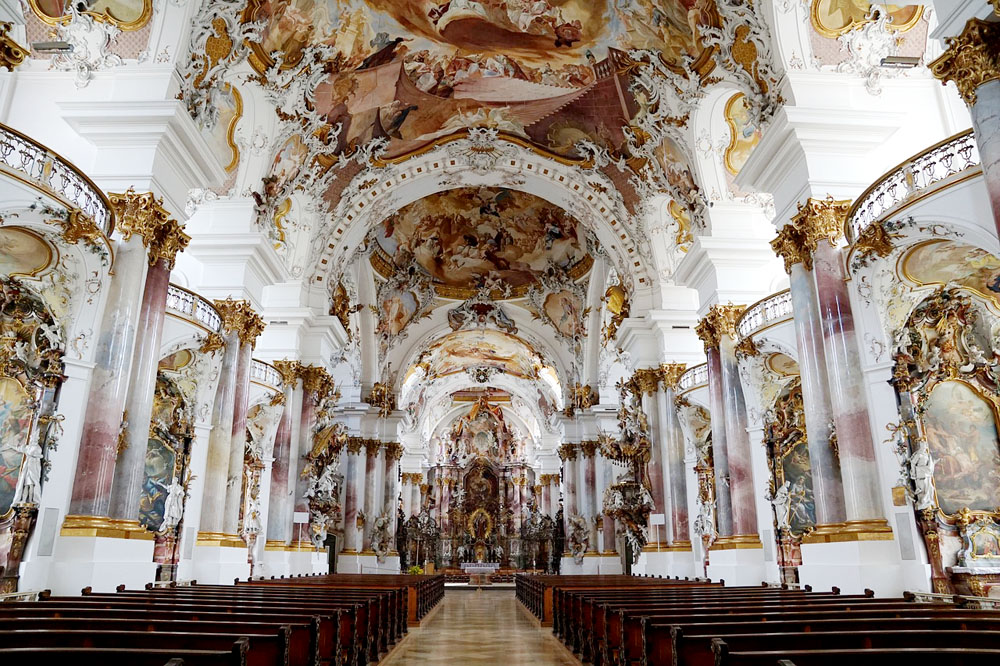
(223, 339, 254, 535)
(265, 362, 300, 545)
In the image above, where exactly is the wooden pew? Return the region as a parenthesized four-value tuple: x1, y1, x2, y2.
(711, 639, 1000, 666)
(0, 640, 247, 665)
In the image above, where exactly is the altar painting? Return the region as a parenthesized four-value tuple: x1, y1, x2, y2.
(0, 378, 34, 516)
(379, 288, 419, 337)
(543, 289, 585, 339)
(139, 436, 176, 532)
(902, 241, 1000, 306)
(922, 380, 1000, 516)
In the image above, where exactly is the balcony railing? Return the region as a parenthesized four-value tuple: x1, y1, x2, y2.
(846, 129, 980, 243)
(0, 122, 113, 236)
(678, 363, 709, 392)
(251, 359, 282, 389)
(166, 284, 222, 333)
(736, 289, 793, 340)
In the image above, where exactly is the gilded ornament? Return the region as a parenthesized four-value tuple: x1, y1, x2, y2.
(268, 390, 285, 407)
(199, 332, 225, 354)
(632, 367, 663, 396)
(790, 196, 851, 254)
(273, 359, 303, 386)
(852, 220, 900, 262)
(695, 304, 746, 350)
(735, 336, 760, 358)
(367, 381, 396, 418)
(930, 18, 1000, 106)
(564, 383, 597, 415)
(770, 223, 811, 273)
(383, 441, 403, 461)
(0, 23, 26, 72)
(659, 363, 687, 391)
(299, 365, 337, 401)
(213, 298, 264, 346)
(57, 209, 102, 246)
(557, 442, 579, 462)
(107, 188, 171, 248)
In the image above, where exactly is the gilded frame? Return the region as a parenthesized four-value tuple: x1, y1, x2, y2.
(27, 0, 153, 31)
(810, 1, 924, 39)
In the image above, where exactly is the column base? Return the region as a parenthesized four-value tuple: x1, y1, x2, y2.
(706, 536, 767, 586)
(50, 532, 157, 594)
(560, 553, 603, 574)
(633, 546, 696, 578)
(337, 552, 380, 574)
(800, 519, 894, 544)
(258, 544, 291, 578)
(799, 537, 926, 596)
(192, 536, 250, 584)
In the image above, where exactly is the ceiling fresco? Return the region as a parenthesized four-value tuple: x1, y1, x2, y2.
(372, 187, 589, 292)
(417, 329, 544, 380)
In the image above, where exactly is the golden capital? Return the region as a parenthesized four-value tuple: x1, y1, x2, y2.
(930, 18, 1000, 106)
(557, 442, 578, 461)
(695, 304, 745, 350)
(659, 363, 687, 390)
(273, 359, 303, 386)
(770, 223, 811, 274)
(383, 441, 403, 461)
(0, 23, 26, 71)
(108, 188, 171, 247)
(579, 440, 600, 458)
(213, 298, 264, 347)
(364, 438, 382, 456)
(791, 196, 851, 254)
(632, 367, 663, 396)
(147, 218, 191, 269)
(346, 436, 365, 454)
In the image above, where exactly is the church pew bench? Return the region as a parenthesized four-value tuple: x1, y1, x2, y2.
(0, 628, 285, 666)
(14, 599, 343, 666)
(675, 629, 1000, 666)
(662, 614, 1000, 666)
(710, 641, 1000, 666)
(0, 643, 248, 666)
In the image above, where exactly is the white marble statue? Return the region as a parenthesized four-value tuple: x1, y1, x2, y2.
(770, 480, 791, 530)
(159, 476, 186, 532)
(12, 438, 43, 505)
(908, 444, 936, 510)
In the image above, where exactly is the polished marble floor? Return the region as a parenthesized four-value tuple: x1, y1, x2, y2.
(382, 589, 580, 665)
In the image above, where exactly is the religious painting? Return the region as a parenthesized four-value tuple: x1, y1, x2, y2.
(922, 380, 1000, 516)
(138, 376, 189, 533)
(767, 353, 799, 378)
(422, 329, 541, 379)
(765, 381, 815, 536)
(379, 288, 419, 337)
(28, 0, 152, 29)
(374, 187, 587, 291)
(902, 240, 1000, 307)
(543, 289, 585, 339)
(723, 93, 761, 175)
(972, 529, 1000, 559)
(138, 435, 176, 532)
(655, 137, 700, 205)
(0, 228, 53, 279)
(158, 349, 194, 373)
(242, 0, 722, 160)
(810, 1, 923, 38)
(0, 378, 34, 516)
(263, 135, 309, 202)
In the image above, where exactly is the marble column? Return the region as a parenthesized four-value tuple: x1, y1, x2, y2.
(383, 444, 401, 553)
(69, 190, 165, 519)
(719, 332, 758, 537)
(223, 337, 256, 535)
(401, 474, 412, 519)
(793, 198, 891, 537)
(635, 370, 668, 546)
(541, 475, 553, 517)
(662, 368, 691, 547)
(266, 361, 301, 545)
(930, 18, 1000, 232)
(772, 231, 846, 526)
(108, 256, 172, 522)
(411, 476, 422, 518)
(198, 329, 240, 536)
(558, 443, 578, 549)
(343, 440, 364, 553)
(600, 456, 617, 554)
(362, 440, 380, 552)
(581, 443, 599, 550)
(703, 346, 733, 537)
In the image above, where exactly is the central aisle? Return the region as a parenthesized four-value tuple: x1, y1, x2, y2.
(382, 588, 580, 665)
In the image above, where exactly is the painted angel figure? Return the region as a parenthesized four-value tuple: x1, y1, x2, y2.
(159, 476, 186, 532)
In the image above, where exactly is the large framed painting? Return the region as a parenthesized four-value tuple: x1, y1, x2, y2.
(922, 380, 1000, 516)
(0, 377, 35, 517)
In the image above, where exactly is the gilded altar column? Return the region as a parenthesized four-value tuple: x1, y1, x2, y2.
(697, 305, 760, 544)
(772, 222, 847, 527)
(343, 438, 364, 553)
(266, 361, 302, 546)
(792, 198, 892, 538)
(108, 200, 190, 523)
(580, 441, 599, 551)
(383, 443, 402, 555)
(292, 366, 336, 544)
(197, 299, 257, 540)
(931, 18, 1000, 232)
(362, 439, 381, 552)
(223, 311, 265, 536)
(69, 190, 166, 521)
(558, 443, 578, 551)
(661, 365, 692, 549)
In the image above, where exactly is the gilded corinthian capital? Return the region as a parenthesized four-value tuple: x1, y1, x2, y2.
(273, 359, 303, 387)
(108, 188, 188, 265)
(930, 18, 1000, 106)
(695, 304, 745, 350)
(771, 196, 852, 272)
(213, 298, 265, 347)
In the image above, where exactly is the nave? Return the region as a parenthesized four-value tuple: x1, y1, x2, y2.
(383, 588, 577, 666)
